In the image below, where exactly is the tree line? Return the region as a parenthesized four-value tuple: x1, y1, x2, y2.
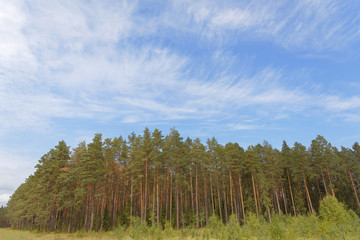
(5, 128, 360, 232)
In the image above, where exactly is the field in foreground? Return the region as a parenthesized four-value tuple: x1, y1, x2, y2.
(0, 228, 127, 240)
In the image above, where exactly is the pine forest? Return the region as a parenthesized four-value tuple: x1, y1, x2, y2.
(4, 128, 360, 237)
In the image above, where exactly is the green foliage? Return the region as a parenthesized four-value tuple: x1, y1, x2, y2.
(129, 217, 149, 240)
(319, 195, 360, 239)
(163, 221, 174, 237)
(267, 214, 286, 240)
(209, 215, 224, 237)
(225, 214, 242, 240)
(242, 212, 263, 239)
(0, 206, 9, 228)
(113, 225, 127, 239)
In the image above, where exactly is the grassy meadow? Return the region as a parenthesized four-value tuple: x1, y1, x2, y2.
(0, 228, 126, 240)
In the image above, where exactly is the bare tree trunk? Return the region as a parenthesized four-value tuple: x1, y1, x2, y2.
(279, 172, 288, 216)
(176, 168, 180, 230)
(287, 168, 296, 216)
(275, 190, 281, 214)
(157, 171, 160, 226)
(303, 177, 314, 214)
(210, 170, 215, 216)
(251, 171, 259, 216)
(203, 167, 209, 226)
(144, 158, 148, 222)
(130, 174, 133, 221)
(222, 173, 229, 222)
(327, 171, 335, 197)
(195, 163, 199, 229)
(152, 172, 156, 226)
(216, 174, 223, 221)
(229, 168, 234, 215)
(190, 165, 194, 211)
(320, 168, 328, 195)
(170, 172, 173, 228)
(100, 192, 106, 231)
(349, 169, 360, 208)
(239, 175, 245, 219)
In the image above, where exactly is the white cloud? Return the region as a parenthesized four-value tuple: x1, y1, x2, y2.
(0, 194, 10, 206)
(0, 0, 359, 134)
(169, 0, 360, 51)
(229, 123, 262, 130)
(0, 148, 35, 206)
(322, 96, 360, 112)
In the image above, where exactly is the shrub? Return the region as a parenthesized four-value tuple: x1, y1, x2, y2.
(129, 217, 148, 240)
(207, 215, 225, 239)
(163, 221, 174, 238)
(225, 214, 242, 240)
(242, 212, 263, 239)
(267, 214, 287, 240)
(319, 195, 356, 239)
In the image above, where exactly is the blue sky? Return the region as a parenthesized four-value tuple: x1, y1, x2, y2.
(1, 0, 360, 206)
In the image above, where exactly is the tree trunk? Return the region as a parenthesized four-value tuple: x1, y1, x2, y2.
(287, 168, 296, 216)
(170, 172, 173, 228)
(216, 174, 222, 221)
(320, 168, 328, 195)
(203, 166, 209, 226)
(327, 171, 335, 197)
(157, 171, 160, 226)
(152, 172, 156, 226)
(209, 170, 215, 216)
(222, 173, 229, 222)
(100, 192, 106, 231)
(275, 189, 281, 214)
(144, 158, 148, 222)
(176, 168, 180, 230)
(165, 164, 169, 221)
(130, 174, 133, 221)
(238, 175, 245, 219)
(229, 168, 234, 215)
(251, 171, 259, 216)
(190, 165, 194, 211)
(279, 172, 288, 216)
(349, 169, 360, 208)
(195, 162, 199, 229)
(303, 177, 314, 214)
(89, 194, 95, 231)
(140, 180, 143, 222)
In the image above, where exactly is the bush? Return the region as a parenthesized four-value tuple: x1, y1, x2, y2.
(319, 195, 358, 239)
(225, 214, 242, 240)
(267, 214, 287, 240)
(149, 225, 163, 240)
(284, 214, 320, 239)
(242, 212, 263, 239)
(207, 215, 225, 239)
(129, 217, 148, 240)
(163, 221, 174, 238)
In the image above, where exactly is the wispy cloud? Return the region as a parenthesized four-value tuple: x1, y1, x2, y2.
(0, 148, 35, 206)
(0, 0, 359, 135)
(228, 123, 263, 130)
(169, 0, 360, 52)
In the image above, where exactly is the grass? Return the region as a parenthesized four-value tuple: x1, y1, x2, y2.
(0, 228, 129, 240)
(0, 228, 201, 240)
